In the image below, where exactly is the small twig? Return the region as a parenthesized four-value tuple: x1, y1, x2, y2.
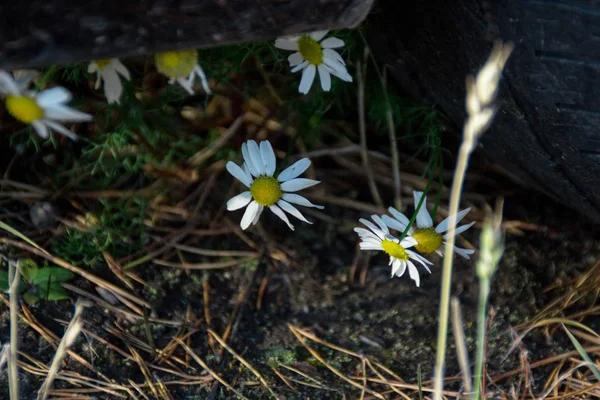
(189, 115, 244, 166)
(356, 55, 383, 207)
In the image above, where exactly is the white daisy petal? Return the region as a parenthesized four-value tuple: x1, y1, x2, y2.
(452, 245, 475, 259)
(240, 201, 260, 230)
(358, 219, 386, 239)
(388, 207, 411, 228)
(226, 162, 252, 187)
(382, 215, 407, 233)
(0, 70, 21, 94)
(31, 120, 49, 139)
(226, 191, 252, 211)
(280, 178, 320, 192)
(275, 38, 300, 51)
(278, 158, 311, 182)
(442, 221, 476, 239)
(114, 59, 131, 79)
(400, 236, 418, 249)
(372, 215, 389, 234)
(391, 259, 401, 276)
(36, 87, 72, 107)
(176, 77, 194, 94)
(252, 205, 264, 225)
(354, 227, 382, 242)
(360, 243, 383, 251)
(242, 142, 260, 177)
(407, 262, 420, 287)
(43, 104, 92, 122)
(281, 193, 324, 209)
(193, 64, 211, 94)
(310, 30, 329, 41)
(299, 64, 316, 94)
(288, 52, 304, 67)
(43, 119, 79, 140)
(269, 204, 294, 230)
(436, 208, 473, 233)
(242, 163, 254, 184)
(413, 191, 433, 228)
(323, 49, 346, 65)
(407, 250, 432, 272)
(102, 69, 123, 104)
(317, 64, 331, 91)
(277, 200, 311, 224)
(291, 60, 309, 73)
(260, 140, 277, 176)
(394, 260, 407, 278)
(247, 140, 265, 176)
(88, 63, 98, 73)
(320, 37, 345, 49)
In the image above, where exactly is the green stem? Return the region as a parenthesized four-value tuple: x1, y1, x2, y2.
(472, 278, 490, 399)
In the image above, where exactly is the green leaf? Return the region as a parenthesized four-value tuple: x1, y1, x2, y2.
(18, 259, 39, 282)
(45, 282, 70, 301)
(0, 270, 8, 291)
(31, 267, 74, 286)
(23, 290, 40, 305)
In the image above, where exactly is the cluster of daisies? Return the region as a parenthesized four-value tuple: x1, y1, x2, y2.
(0, 30, 350, 140)
(226, 139, 475, 287)
(0, 30, 475, 286)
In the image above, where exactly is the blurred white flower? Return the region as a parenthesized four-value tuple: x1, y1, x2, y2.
(0, 70, 92, 140)
(382, 191, 476, 259)
(354, 215, 432, 286)
(88, 59, 131, 104)
(226, 139, 323, 230)
(275, 30, 352, 94)
(154, 50, 211, 95)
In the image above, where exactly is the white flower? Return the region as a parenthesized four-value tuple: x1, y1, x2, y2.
(381, 191, 476, 259)
(88, 59, 131, 104)
(0, 70, 92, 140)
(354, 215, 432, 287)
(275, 30, 352, 94)
(226, 140, 323, 230)
(154, 49, 211, 95)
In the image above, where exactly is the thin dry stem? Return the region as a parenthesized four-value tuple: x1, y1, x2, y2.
(8, 263, 20, 400)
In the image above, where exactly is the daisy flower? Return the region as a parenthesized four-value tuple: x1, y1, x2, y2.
(381, 191, 476, 259)
(0, 70, 92, 140)
(226, 140, 323, 230)
(275, 30, 352, 94)
(354, 215, 432, 286)
(154, 49, 211, 95)
(88, 59, 131, 104)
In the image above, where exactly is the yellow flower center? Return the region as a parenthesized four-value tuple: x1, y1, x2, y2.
(412, 228, 443, 254)
(5, 95, 43, 123)
(94, 59, 111, 69)
(250, 176, 283, 206)
(381, 239, 409, 261)
(155, 50, 198, 78)
(298, 36, 323, 65)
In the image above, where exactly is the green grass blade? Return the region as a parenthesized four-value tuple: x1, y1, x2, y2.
(563, 324, 600, 381)
(0, 221, 45, 252)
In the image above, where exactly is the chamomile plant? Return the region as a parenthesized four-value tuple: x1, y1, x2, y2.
(154, 49, 211, 95)
(88, 59, 131, 104)
(354, 215, 432, 286)
(0, 70, 92, 140)
(275, 30, 353, 94)
(382, 191, 475, 259)
(226, 139, 323, 231)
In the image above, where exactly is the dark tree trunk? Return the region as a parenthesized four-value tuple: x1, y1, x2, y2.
(0, 0, 373, 69)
